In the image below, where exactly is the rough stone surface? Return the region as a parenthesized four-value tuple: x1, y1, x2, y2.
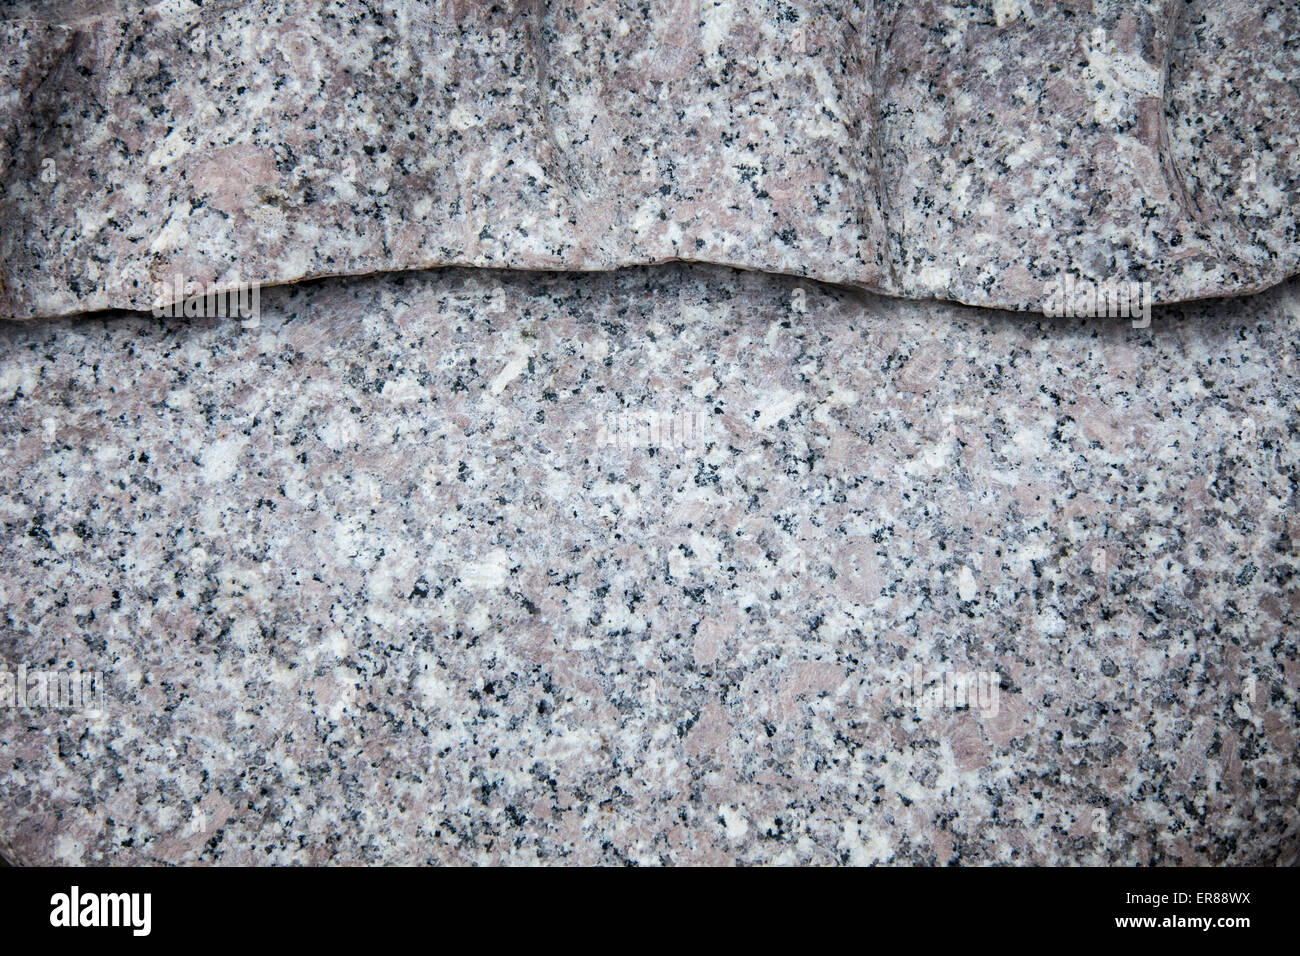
(2, 0, 1298, 319)
(1, 265, 1296, 864)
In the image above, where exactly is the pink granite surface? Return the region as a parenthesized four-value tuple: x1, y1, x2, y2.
(0, 1, 1297, 867)
(0, 266, 1296, 864)
(1, 0, 1297, 319)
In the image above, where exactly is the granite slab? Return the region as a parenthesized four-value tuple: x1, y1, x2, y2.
(0, 264, 1296, 864)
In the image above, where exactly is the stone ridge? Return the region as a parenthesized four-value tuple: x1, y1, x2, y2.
(1, 0, 1296, 319)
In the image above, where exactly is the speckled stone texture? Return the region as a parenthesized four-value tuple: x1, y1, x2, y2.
(0, 265, 1296, 865)
(2, 0, 1298, 319)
